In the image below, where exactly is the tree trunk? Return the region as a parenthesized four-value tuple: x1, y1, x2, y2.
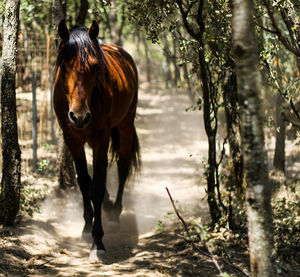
(57, 136, 77, 189)
(198, 48, 221, 224)
(0, 0, 21, 226)
(53, 0, 65, 27)
(273, 93, 286, 173)
(143, 34, 151, 82)
(223, 57, 244, 199)
(76, 0, 89, 26)
(32, 73, 38, 170)
(182, 62, 194, 103)
(162, 35, 172, 89)
(53, 0, 77, 189)
(172, 36, 181, 89)
(232, 0, 275, 276)
(280, 2, 300, 71)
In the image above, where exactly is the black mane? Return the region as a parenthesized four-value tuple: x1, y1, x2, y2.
(56, 25, 106, 74)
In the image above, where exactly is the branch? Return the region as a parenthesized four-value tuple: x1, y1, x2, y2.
(165, 187, 189, 235)
(165, 187, 251, 277)
(282, 112, 300, 129)
(255, 21, 278, 34)
(264, 59, 300, 124)
(263, 0, 300, 57)
(175, 0, 201, 42)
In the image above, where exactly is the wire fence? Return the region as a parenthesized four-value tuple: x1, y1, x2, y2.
(1, 30, 59, 173)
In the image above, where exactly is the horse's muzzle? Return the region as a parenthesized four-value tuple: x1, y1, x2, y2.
(68, 110, 92, 129)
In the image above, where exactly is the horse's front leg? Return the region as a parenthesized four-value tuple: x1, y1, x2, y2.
(64, 137, 93, 238)
(89, 135, 109, 263)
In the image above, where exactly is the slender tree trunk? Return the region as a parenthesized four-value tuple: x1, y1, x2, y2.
(49, 69, 56, 143)
(232, 0, 275, 276)
(57, 136, 77, 189)
(116, 4, 126, 46)
(0, 0, 21, 226)
(223, 57, 244, 198)
(110, 0, 117, 42)
(172, 36, 181, 89)
(162, 35, 172, 89)
(182, 62, 194, 103)
(273, 93, 285, 172)
(53, 0, 77, 189)
(134, 29, 141, 64)
(198, 48, 221, 224)
(32, 73, 38, 170)
(143, 34, 151, 82)
(76, 0, 89, 26)
(53, 0, 65, 27)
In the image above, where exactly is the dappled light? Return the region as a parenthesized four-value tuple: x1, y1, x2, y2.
(0, 0, 299, 276)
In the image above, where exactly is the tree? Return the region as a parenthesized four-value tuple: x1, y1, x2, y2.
(0, 0, 21, 226)
(258, 0, 300, 172)
(232, 0, 275, 276)
(76, 0, 89, 25)
(127, 0, 248, 224)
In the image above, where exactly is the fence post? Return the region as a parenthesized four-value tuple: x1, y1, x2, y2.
(49, 69, 56, 142)
(32, 72, 37, 170)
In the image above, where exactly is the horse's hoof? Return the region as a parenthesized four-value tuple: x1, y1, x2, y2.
(89, 244, 106, 264)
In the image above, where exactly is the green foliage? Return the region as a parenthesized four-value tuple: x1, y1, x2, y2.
(128, 0, 177, 43)
(19, 182, 42, 217)
(192, 219, 210, 241)
(156, 220, 165, 232)
(20, 0, 53, 33)
(0, 0, 5, 15)
(38, 159, 48, 172)
(273, 191, 300, 263)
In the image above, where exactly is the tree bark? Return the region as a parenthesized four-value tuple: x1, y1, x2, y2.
(172, 36, 181, 89)
(0, 0, 21, 226)
(198, 48, 221, 224)
(280, 1, 300, 70)
(223, 57, 244, 198)
(273, 93, 286, 173)
(162, 35, 172, 89)
(32, 73, 38, 170)
(76, 0, 89, 26)
(176, 0, 221, 224)
(142, 34, 151, 82)
(232, 0, 275, 276)
(53, 0, 65, 28)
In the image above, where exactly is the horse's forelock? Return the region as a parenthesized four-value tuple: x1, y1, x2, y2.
(57, 26, 103, 73)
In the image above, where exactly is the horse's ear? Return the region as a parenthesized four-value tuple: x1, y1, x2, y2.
(88, 20, 99, 40)
(58, 19, 70, 42)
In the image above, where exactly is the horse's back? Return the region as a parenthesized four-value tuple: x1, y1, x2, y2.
(101, 44, 138, 127)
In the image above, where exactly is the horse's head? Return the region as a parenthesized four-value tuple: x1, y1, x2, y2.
(57, 20, 102, 129)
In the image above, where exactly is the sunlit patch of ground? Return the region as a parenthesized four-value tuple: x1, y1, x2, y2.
(0, 81, 299, 276)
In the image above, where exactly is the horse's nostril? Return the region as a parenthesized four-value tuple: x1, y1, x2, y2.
(83, 112, 91, 125)
(68, 111, 77, 123)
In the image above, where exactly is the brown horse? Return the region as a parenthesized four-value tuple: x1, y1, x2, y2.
(53, 20, 141, 263)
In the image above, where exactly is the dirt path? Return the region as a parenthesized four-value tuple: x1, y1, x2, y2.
(1, 83, 212, 276)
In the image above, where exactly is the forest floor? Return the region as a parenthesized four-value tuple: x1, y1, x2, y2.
(0, 81, 299, 276)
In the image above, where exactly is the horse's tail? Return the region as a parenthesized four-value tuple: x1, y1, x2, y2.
(110, 126, 141, 177)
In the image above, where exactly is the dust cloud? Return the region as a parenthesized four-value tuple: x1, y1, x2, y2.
(17, 83, 209, 272)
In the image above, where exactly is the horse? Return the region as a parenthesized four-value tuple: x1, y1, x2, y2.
(53, 20, 141, 263)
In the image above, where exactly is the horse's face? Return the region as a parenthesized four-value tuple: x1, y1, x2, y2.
(61, 56, 97, 129)
(58, 20, 100, 129)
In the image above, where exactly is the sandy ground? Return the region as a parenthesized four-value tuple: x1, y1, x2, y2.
(1, 82, 214, 276)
